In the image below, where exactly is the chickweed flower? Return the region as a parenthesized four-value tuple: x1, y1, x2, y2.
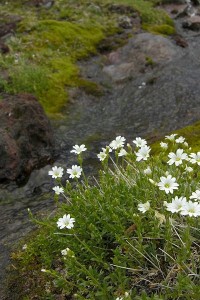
(160, 142, 168, 150)
(189, 152, 200, 165)
(61, 248, 70, 256)
(48, 166, 64, 179)
(53, 186, 64, 195)
(135, 145, 151, 161)
(180, 201, 200, 217)
(97, 151, 107, 161)
(175, 136, 185, 144)
(185, 165, 193, 173)
(109, 136, 126, 149)
(67, 165, 82, 179)
(118, 148, 127, 157)
(57, 214, 75, 229)
(167, 149, 188, 166)
(165, 133, 177, 141)
(190, 190, 200, 201)
(138, 201, 150, 213)
(158, 175, 179, 194)
(70, 144, 87, 155)
(133, 137, 147, 148)
(165, 196, 187, 213)
(144, 166, 152, 175)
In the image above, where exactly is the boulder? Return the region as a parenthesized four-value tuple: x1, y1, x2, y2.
(182, 15, 200, 30)
(0, 94, 54, 182)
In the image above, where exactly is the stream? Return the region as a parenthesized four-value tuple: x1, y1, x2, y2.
(1, 2, 200, 297)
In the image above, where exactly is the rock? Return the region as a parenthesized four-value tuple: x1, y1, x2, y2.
(108, 4, 136, 14)
(28, 0, 54, 8)
(182, 15, 200, 30)
(103, 33, 180, 82)
(0, 94, 54, 182)
(173, 34, 188, 47)
(118, 16, 133, 29)
(0, 40, 9, 54)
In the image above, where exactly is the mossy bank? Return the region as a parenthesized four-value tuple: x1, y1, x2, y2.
(0, 0, 174, 115)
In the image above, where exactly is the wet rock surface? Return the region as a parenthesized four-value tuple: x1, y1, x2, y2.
(0, 94, 54, 183)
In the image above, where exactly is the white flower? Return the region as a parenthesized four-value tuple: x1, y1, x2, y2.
(160, 142, 168, 149)
(41, 269, 47, 272)
(116, 298, 123, 300)
(165, 133, 177, 141)
(144, 166, 152, 175)
(158, 175, 179, 194)
(167, 149, 188, 166)
(180, 201, 200, 217)
(109, 136, 126, 149)
(67, 165, 82, 178)
(97, 151, 107, 161)
(61, 248, 70, 256)
(189, 152, 200, 165)
(57, 214, 75, 229)
(48, 166, 64, 179)
(133, 137, 147, 148)
(22, 244, 27, 250)
(135, 145, 151, 161)
(138, 201, 150, 213)
(185, 165, 193, 173)
(183, 141, 188, 147)
(165, 196, 187, 213)
(175, 136, 185, 144)
(190, 190, 200, 201)
(118, 148, 127, 157)
(70, 144, 87, 155)
(53, 186, 64, 195)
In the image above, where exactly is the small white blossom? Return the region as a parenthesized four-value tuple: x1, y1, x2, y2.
(149, 178, 157, 186)
(22, 244, 27, 250)
(133, 137, 147, 148)
(165, 196, 187, 213)
(109, 136, 126, 149)
(97, 151, 107, 161)
(70, 144, 87, 155)
(167, 149, 188, 166)
(158, 175, 179, 194)
(41, 269, 47, 272)
(135, 145, 151, 161)
(189, 152, 200, 165)
(61, 248, 70, 256)
(118, 148, 127, 157)
(190, 190, 200, 201)
(165, 133, 177, 141)
(185, 165, 193, 173)
(67, 165, 82, 179)
(138, 201, 150, 213)
(53, 186, 64, 195)
(180, 201, 200, 217)
(48, 166, 64, 179)
(144, 166, 152, 175)
(175, 136, 185, 144)
(160, 142, 168, 149)
(57, 214, 75, 229)
(183, 141, 189, 147)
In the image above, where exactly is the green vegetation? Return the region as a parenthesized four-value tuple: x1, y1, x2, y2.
(0, 0, 174, 114)
(8, 134, 200, 299)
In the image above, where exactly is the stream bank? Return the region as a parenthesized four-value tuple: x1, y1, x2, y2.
(1, 1, 200, 298)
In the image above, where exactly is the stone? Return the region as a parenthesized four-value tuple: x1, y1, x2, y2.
(0, 94, 54, 182)
(182, 15, 200, 30)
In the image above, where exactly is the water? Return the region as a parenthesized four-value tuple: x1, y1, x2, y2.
(1, 2, 200, 297)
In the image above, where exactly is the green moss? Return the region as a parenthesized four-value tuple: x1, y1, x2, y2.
(144, 24, 176, 35)
(78, 79, 103, 97)
(107, 0, 175, 35)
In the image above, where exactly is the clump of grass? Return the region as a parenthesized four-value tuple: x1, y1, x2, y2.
(9, 134, 200, 299)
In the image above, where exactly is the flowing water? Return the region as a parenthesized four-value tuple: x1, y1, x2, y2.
(1, 2, 200, 297)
